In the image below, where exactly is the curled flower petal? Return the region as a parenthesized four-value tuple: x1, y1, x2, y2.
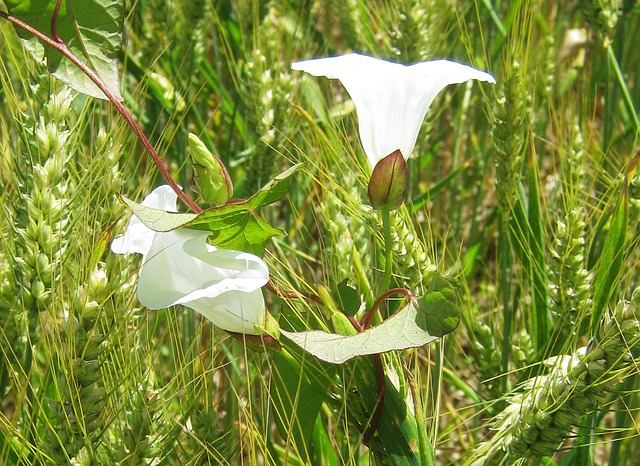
(138, 229, 269, 333)
(292, 53, 495, 168)
(178, 287, 267, 335)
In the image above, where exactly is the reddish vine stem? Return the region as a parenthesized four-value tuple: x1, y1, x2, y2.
(266, 280, 323, 305)
(268, 277, 388, 440)
(228, 331, 282, 350)
(0, 9, 202, 214)
(50, 0, 62, 43)
(360, 287, 415, 330)
(359, 288, 414, 443)
(266, 280, 363, 332)
(362, 353, 386, 444)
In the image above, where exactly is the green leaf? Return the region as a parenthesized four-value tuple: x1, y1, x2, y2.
(590, 179, 628, 334)
(121, 196, 283, 256)
(120, 195, 197, 232)
(240, 163, 302, 209)
(120, 165, 301, 254)
(336, 279, 361, 316)
(418, 289, 460, 337)
(5, 0, 123, 100)
(281, 292, 459, 364)
(309, 415, 339, 466)
(526, 148, 551, 355)
(195, 209, 284, 256)
(347, 357, 422, 465)
(270, 352, 327, 463)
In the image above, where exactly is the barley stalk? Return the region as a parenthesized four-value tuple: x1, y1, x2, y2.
(469, 294, 640, 465)
(493, 62, 526, 213)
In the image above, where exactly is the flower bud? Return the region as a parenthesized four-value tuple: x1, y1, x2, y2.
(87, 267, 109, 302)
(188, 133, 233, 205)
(367, 149, 408, 210)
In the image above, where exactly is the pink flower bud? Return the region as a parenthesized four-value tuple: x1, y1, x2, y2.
(367, 149, 408, 210)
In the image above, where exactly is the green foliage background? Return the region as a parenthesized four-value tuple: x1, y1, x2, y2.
(1, 0, 639, 465)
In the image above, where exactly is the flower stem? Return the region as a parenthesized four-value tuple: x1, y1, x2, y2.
(0, 9, 202, 214)
(380, 207, 394, 294)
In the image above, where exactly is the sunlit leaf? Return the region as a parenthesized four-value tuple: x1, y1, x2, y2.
(120, 195, 197, 232)
(195, 209, 284, 255)
(4, 0, 124, 100)
(281, 291, 459, 364)
(238, 163, 302, 208)
(120, 165, 301, 254)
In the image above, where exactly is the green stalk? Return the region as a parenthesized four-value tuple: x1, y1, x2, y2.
(607, 376, 636, 466)
(380, 207, 394, 295)
(410, 370, 435, 466)
(526, 145, 551, 356)
(499, 210, 513, 393)
(606, 44, 639, 132)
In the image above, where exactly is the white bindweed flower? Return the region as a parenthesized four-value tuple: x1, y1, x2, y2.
(292, 53, 496, 168)
(111, 185, 269, 334)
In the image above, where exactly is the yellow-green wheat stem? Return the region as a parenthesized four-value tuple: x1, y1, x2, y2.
(389, 0, 437, 62)
(492, 61, 527, 383)
(580, 0, 638, 132)
(47, 265, 112, 463)
(548, 121, 590, 349)
(0, 86, 73, 460)
(580, 0, 619, 45)
(548, 207, 591, 343)
(319, 169, 373, 303)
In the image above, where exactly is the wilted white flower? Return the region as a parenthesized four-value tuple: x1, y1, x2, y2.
(292, 53, 495, 168)
(111, 185, 269, 334)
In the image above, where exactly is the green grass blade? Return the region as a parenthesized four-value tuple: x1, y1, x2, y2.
(590, 178, 629, 334)
(526, 143, 551, 355)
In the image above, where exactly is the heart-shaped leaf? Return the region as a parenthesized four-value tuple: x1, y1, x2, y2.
(280, 290, 459, 364)
(5, 0, 124, 100)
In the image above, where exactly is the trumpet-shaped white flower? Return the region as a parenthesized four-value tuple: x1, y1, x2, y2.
(292, 53, 495, 168)
(111, 185, 269, 334)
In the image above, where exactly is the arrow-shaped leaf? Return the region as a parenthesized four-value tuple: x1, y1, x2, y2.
(121, 195, 197, 232)
(241, 163, 302, 209)
(591, 178, 629, 333)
